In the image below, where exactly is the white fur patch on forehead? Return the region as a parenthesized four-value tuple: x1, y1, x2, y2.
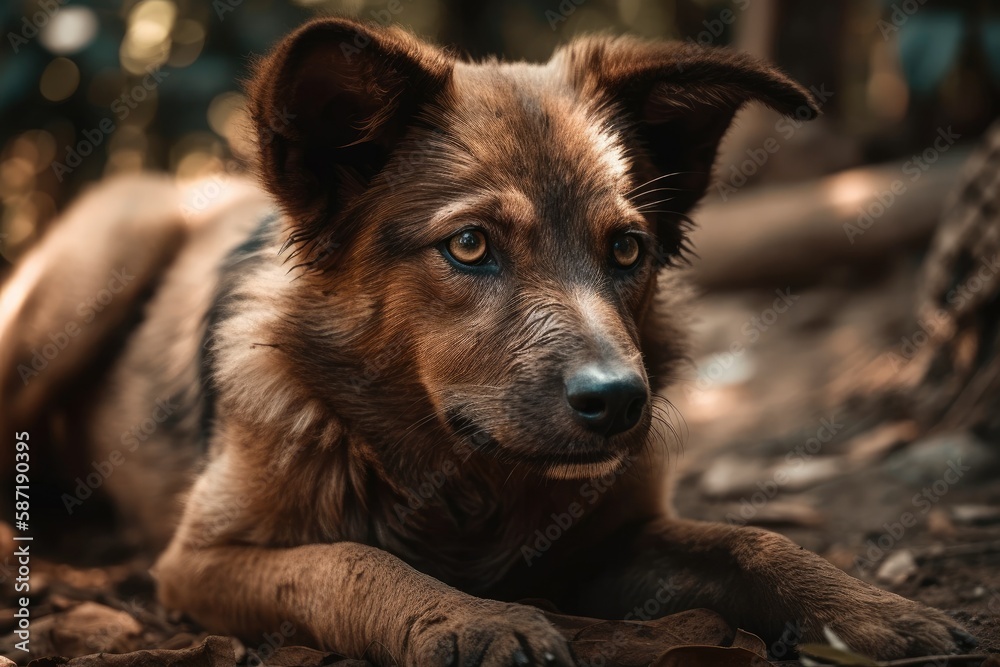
(428, 194, 486, 228)
(428, 189, 537, 229)
(580, 109, 631, 184)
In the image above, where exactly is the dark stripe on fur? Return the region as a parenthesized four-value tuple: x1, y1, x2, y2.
(198, 212, 279, 448)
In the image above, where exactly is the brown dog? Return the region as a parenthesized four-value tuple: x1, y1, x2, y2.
(1, 17, 972, 666)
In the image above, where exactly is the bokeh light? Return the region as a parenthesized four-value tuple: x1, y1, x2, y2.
(39, 6, 100, 55)
(168, 19, 206, 68)
(39, 57, 80, 102)
(121, 0, 177, 75)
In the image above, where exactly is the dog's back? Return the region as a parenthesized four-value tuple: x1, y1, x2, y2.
(0, 173, 270, 545)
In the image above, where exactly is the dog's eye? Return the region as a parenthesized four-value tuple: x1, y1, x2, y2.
(446, 229, 489, 265)
(610, 233, 641, 269)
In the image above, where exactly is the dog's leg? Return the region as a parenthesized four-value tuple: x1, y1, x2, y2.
(156, 542, 573, 665)
(568, 517, 970, 660)
(154, 462, 573, 666)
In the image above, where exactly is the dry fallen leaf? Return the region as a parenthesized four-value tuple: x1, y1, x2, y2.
(798, 642, 879, 666)
(729, 629, 768, 659)
(31, 602, 143, 657)
(22, 606, 776, 667)
(26, 635, 234, 667)
(543, 607, 761, 667)
(651, 645, 773, 667)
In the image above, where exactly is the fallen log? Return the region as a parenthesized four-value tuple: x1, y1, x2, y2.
(688, 151, 968, 289)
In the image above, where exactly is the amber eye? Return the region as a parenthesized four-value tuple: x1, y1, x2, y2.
(447, 229, 489, 265)
(611, 233, 641, 269)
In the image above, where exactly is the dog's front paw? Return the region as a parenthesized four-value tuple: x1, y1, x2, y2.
(736, 529, 975, 660)
(409, 599, 573, 666)
(813, 583, 976, 660)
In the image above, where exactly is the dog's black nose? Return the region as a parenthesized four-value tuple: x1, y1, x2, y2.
(565, 364, 647, 436)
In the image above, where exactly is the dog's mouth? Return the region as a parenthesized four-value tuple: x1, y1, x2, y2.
(444, 407, 631, 472)
(522, 447, 620, 465)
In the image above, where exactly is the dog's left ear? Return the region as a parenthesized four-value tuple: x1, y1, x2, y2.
(246, 18, 454, 264)
(560, 37, 820, 252)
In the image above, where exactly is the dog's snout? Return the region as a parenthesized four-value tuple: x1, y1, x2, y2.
(565, 364, 647, 436)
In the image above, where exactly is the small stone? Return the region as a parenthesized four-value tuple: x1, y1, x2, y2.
(776, 458, 844, 491)
(951, 504, 1000, 525)
(876, 549, 918, 586)
(699, 455, 768, 498)
(883, 431, 998, 486)
(927, 508, 956, 538)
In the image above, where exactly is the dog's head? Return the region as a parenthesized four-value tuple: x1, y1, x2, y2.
(248, 19, 817, 478)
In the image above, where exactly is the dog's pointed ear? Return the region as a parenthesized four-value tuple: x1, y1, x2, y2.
(247, 18, 453, 251)
(560, 37, 819, 250)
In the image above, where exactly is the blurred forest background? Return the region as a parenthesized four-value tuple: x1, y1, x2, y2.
(1, 0, 1000, 265)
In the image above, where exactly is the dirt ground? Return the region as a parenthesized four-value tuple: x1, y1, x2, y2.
(2, 256, 999, 666)
(667, 258, 1000, 658)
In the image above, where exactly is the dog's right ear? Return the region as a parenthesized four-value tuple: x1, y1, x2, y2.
(247, 18, 453, 258)
(558, 36, 819, 262)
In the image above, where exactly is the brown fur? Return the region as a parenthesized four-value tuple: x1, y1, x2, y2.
(0, 18, 970, 665)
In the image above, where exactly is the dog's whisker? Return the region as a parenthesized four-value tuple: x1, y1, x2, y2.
(625, 170, 701, 196)
(634, 198, 678, 212)
(634, 186, 686, 200)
